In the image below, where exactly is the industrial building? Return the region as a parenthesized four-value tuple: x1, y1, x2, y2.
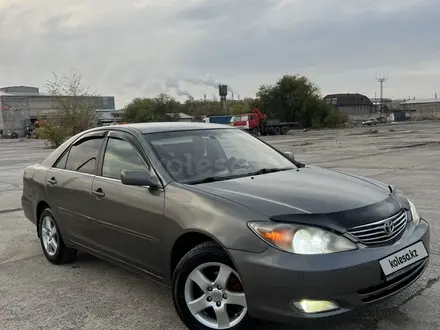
(323, 93, 376, 121)
(168, 112, 193, 122)
(95, 109, 125, 126)
(0, 86, 115, 136)
(399, 98, 440, 120)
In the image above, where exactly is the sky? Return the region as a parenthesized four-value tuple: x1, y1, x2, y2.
(1, 0, 439, 108)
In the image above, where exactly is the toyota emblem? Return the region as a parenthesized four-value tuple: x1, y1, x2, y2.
(383, 220, 395, 236)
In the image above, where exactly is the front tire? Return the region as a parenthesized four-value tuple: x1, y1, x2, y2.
(38, 208, 77, 264)
(172, 242, 256, 330)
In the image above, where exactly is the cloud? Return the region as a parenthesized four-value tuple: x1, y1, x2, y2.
(0, 0, 439, 106)
(178, 0, 440, 73)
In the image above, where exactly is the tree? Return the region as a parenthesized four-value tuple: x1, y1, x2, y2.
(256, 74, 346, 128)
(226, 101, 250, 115)
(35, 70, 100, 147)
(123, 93, 181, 123)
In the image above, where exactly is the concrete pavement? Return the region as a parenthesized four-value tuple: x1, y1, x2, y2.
(1, 122, 439, 329)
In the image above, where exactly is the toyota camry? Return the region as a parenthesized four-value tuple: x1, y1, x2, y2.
(21, 122, 430, 330)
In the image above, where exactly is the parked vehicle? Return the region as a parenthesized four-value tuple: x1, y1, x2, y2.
(25, 124, 35, 139)
(362, 118, 378, 126)
(203, 114, 233, 125)
(23, 120, 40, 139)
(21, 122, 429, 330)
(230, 107, 297, 135)
(2, 131, 19, 139)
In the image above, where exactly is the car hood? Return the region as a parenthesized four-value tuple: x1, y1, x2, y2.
(191, 166, 404, 231)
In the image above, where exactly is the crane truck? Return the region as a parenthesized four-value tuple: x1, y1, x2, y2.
(230, 107, 297, 135)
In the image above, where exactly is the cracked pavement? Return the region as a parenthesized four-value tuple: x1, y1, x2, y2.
(1, 122, 439, 329)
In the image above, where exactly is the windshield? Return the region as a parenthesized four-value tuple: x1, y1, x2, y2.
(144, 128, 295, 184)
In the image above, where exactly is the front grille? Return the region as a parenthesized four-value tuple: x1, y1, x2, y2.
(358, 259, 427, 303)
(347, 210, 407, 245)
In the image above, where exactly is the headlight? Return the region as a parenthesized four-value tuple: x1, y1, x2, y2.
(248, 222, 357, 255)
(408, 199, 420, 226)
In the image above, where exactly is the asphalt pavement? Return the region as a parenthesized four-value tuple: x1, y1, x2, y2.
(1, 122, 439, 330)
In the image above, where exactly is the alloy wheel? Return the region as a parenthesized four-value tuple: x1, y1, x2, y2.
(184, 262, 248, 329)
(41, 216, 59, 256)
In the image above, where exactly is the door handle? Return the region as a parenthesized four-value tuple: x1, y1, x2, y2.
(92, 188, 105, 198)
(48, 177, 57, 185)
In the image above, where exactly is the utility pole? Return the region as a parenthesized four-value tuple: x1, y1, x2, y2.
(376, 71, 388, 120)
(436, 93, 438, 119)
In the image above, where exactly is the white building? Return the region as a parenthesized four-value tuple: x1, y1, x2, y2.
(399, 98, 440, 120)
(0, 86, 115, 136)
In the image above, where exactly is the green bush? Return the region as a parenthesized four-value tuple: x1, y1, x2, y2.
(323, 108, 348, 128)
(35, 121, 69, 148)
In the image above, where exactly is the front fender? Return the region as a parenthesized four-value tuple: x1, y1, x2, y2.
(159, 184, 269, 285)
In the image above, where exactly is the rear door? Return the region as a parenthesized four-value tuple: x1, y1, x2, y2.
(87, 130, 165, 277)
(45, 131, 107, 244)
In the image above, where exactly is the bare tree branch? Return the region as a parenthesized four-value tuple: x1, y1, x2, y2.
(36, 69, 100, 147)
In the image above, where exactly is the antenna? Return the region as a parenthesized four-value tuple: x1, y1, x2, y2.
(376, 70, 388, 115)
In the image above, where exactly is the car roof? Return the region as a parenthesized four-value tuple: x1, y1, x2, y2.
(105, 122, 234, 134)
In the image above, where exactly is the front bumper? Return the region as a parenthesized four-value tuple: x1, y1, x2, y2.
(228, 219, 430, 324)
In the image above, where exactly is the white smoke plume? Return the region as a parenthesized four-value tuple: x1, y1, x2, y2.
(165, 78, 193, 98)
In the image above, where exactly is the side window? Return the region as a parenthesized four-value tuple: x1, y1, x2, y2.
(102, 138, 148, 180)
(54, 151, 69, 169)
(65, 137, 104, 175)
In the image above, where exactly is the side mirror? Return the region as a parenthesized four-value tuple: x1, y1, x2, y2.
(284, 151, 295, 161)
(121, 170, 160, 188)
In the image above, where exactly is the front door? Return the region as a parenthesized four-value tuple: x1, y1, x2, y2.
(88, 131, 165, 277)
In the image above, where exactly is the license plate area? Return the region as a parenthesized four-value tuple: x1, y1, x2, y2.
(379, 241, 428, 277)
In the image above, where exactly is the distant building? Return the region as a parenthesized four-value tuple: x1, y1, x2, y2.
(164, 112, 193, 122)
(0, 85, 115, 136)
(323, 93, 375, 121)
(174, 112, 193, 122)
(96, 109, 125, 126)
(399, 98, 440, 120)
(110, 109, 193, 124)
(0, 86, 39, 94)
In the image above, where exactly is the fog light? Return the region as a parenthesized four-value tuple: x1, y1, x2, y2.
(291, 299, 339, 313)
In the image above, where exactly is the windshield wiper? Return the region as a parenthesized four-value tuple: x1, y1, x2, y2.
(184, 175, 234, 185)
(246, 167, 295, 177)
(185, 167, 295, 185)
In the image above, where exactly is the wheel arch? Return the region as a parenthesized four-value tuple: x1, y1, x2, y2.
(36, 200, 51, 237)
(169, 230, 239, 282)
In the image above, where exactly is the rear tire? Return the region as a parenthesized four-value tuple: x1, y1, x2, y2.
(274, 126, 281, 135)
(281, 126, 289, 135)
(172, 242, 257, 330)
(38, 208, 77, 264)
